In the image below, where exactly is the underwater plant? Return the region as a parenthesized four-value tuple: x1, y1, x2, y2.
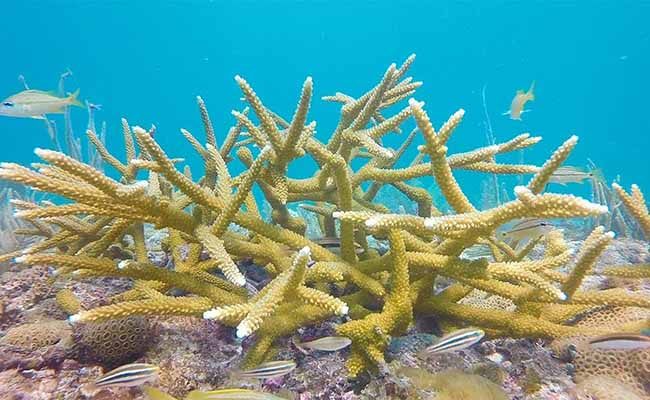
(2, 54, 650, 379)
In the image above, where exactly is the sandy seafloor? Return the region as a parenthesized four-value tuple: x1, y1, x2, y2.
(0, 233, 649, 400)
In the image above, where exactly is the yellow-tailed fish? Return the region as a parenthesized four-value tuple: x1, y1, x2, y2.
(93, 362, 159, 388)
(589, 334, 650, 350)
(143, 385, 179, 400)
(499, 218, 554, 242)
(293, 336, 352, 352)
(503, 81, 535, 120)
(234, 360, 296, 379)
(420, 328, 485, 356)
(0, 89, 82, 119)
(186, 389, 288, 400)
(548, 166, 595, 185)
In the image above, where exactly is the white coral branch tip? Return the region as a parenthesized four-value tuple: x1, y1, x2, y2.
(231, 274, 246, 287)
(203, 308, 225, 320)
(298, 246, 311, 259)
(34, 148, 56, 158)
(68, 314, 81, 324)
(513, 185, 532, 198)
(236, 323, 253, 338)
(365, 217, 380, 228)
(423, 217, 436, 229)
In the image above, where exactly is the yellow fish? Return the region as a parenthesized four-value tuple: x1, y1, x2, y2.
(504, 81, 535, 120)
(143, 386, 179, 400)
(0, 88, 82, 119)
(186, 388, 288, 400)
(293, 335, 352, 352)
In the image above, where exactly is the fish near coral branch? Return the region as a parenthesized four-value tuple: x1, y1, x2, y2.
(612, 183, 650, 239)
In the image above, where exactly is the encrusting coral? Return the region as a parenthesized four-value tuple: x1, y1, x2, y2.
(2, 54, 650, 377)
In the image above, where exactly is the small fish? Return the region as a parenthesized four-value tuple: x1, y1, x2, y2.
(293, 336, 352, 352)
(503, 81, 535, 120)
(313, 237, 364, 255)
(234, 360, 296, 379)
(421, 328, 485, 356)
(93, 362, 159, 389)
(548, 166, 595, 185)
(143, 385, 179, 400)
(500, 218, 554, 242)
(0, 89, 83, 119)
(589, 334, 650, 350)
(186, 389, 288, 400)
(460, 244, 494, 261)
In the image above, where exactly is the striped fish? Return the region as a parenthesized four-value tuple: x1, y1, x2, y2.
(549, 166, 594, 185)
(186, 388, 288, 400)
(421, 328, 485, 356)
(500, 218, 554, 242)
(280, 238, 364, 258)
(235, 360, 296, 379)
(589, 334, 650, 350)
(94, 363, 159, 388)
(313, 237, 365, 255)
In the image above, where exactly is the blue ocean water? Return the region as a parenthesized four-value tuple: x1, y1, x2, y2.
(1, 1, 649, 205)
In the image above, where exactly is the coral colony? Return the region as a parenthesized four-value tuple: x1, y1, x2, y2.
(2, 55, 650, 381)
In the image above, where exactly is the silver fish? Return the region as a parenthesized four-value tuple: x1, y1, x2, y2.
(500, 218, 554, 242)
(0, 89, 82, 119)
(235, 360, 296, 379)
(460, 244, 494, 261)
(94, 362, 159, 388)
(589, 334, 650, 350)
(186, 389, 288, 400)
(421, 328, 485, 356)
(294, 336, 352, 352)
(503, 81, 535, 120)
(549, 167, 594, 185)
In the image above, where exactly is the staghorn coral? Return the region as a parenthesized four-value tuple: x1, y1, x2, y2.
(2, 54, 650, 378)
(55, 288, 81, 315)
